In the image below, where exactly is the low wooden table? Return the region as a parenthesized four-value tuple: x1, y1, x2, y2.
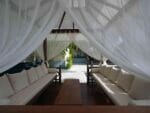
(55, 79, 82, 105)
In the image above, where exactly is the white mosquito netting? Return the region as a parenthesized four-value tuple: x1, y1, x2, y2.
(37, 44, 44, 60)
(60, 0, 150, 79)
(1, 0, 150, 79)
(47, 34, 71, 60)
(70, 33, 102, 60)
(37, 33, 101, 61)
(0, 0, 63, 72)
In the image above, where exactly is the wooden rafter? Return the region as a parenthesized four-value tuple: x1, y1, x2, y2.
(73, 22, 75, 30)
(58, 11, 66, 29)
(51, 29, 80, 33)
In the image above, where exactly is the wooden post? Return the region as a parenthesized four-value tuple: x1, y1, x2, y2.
(43, 38, 47, 61)
(59, 66, 62, 84)
(87, 63, 89, 85)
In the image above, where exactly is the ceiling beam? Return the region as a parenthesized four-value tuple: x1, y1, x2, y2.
(51, 29, 80, 33)
(58, 11, 66, 29)
(73, 22, 75, 29)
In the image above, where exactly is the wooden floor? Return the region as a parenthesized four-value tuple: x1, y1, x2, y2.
(1, 106, 150, 113)
(34, 82, 114, 105)
(55, 79, 82, 105)
(4, 80, 150, 113)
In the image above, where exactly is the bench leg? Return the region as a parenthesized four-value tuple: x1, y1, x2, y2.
(59, 66, 61, 84)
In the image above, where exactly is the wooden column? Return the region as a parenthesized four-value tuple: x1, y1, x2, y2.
(43, 38, 47, 61)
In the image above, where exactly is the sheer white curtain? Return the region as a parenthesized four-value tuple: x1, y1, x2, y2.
(70, 33, 102, 60)
(37, 34, 71, 60)
(47, 33, 71, 60)
(37, 43, 44, 60)
(60, 0, 150, 79)
(37, 33, 101, 61)
(0, 0, 63, 72)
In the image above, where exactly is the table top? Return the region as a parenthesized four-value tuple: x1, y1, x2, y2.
(55, 79, 82, 105)
(0, 106, 150, 113)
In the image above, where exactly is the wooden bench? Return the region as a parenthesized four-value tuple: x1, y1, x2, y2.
(55, 79, 82, 105)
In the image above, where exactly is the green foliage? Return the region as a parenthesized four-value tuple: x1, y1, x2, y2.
(65, 43, 76, 69)
(66, 53, 73, 69)
(52, 43, 77, 69)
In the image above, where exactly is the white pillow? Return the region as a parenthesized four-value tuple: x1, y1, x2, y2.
(116, 70, 134, 92)
(48, 68, 58, 73)
(101, 65, 107, 76)
(27, 68, 38, 83)
(129, 77, 150, 99)
(0, 75, 14, 98)
(128, 100, 150, 106)
(105, 66, 112, 77)
(35, 66, 45, 78)
(7, 70, 29, 92)
(99, 65, 106, 76)
(91, 68, 100, 73)
(108, 67, 120, 82)
(40, 65, 47, 76)
(41, 63, 48, 74)
(0, 98, 10, 105)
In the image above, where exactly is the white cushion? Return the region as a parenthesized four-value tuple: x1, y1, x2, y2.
(105, 83, 132, 105)
(48, 68, 58, 73)
(108, 67, 120, 83)
(0, 98, 10, 105)
(100, 65, 106, 75)
(93, 73, 131, 105)
(91, 68, 100, 73)
(128, 100, 150, 106)
(8, 70, 29, 92)
(0, 75, 14, 98)
(9, 74, 56, 105)
(116, 70, 134, 92)
(99, 66, 105, 74)
(35, 66, 45, 78)
(27, 68, 38, 84)
(103, 66, 112, 77)
(93, 73, 110, 84)
(40, 66, 47, 76)
(129, 77, 150, 99)
(41, 63, 48, 74)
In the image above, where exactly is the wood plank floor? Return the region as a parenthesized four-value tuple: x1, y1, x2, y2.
(1, 106, 150, 113)
(33, 82, 114, 105)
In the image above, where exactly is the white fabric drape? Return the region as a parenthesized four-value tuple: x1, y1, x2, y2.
(0, 0, 63, 72)
(36, 34, 71, 61)
(60, 0, 150, 79)
(70, 33, 102, 60)
(37, 33, 102, 61)
(36, 44, 44, 60)
(47, 33, 71, 60)
(1, 0, 150, 80)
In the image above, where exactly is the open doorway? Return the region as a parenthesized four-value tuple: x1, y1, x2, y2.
(47, 43, 88, 83)
(60, 43, 87, 83)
